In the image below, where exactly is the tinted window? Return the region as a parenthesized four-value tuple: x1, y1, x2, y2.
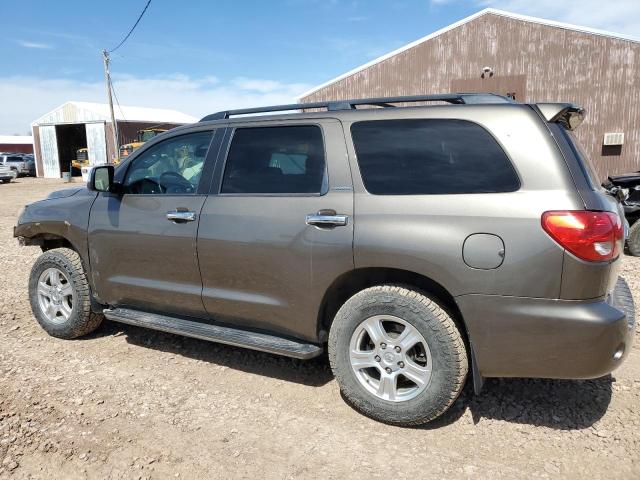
(221, 126, 326, 194)
(6, 156, 24, 162)
(559, 128, 600, 189)
(123, 131, 213, 195)
(351, 119, 519, 195)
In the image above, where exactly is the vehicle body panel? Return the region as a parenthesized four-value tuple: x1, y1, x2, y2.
(86, 126, 221, 318)
(341, 105, 583, 299)
(458, 279, 633, 379)
(197, 119, 354, 341)
(87, 194, 208, 318)
(14, 188, 98, 269)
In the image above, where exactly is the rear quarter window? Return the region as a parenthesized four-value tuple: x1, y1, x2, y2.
(351, 119, 520, 195)
(558, 128, 600, 190)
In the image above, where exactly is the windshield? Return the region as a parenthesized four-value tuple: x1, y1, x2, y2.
(140, 131, 158, 142)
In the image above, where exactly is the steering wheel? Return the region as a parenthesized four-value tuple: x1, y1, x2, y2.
(159, 171, 194, 194)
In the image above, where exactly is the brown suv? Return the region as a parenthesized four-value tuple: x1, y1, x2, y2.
(15, 94, 635, 425)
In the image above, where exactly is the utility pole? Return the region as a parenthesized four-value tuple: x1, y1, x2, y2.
(102, 49, 119, 163)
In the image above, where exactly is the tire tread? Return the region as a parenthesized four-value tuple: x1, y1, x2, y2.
(29, 248, 103, 339)
(328, 284, 468, 426)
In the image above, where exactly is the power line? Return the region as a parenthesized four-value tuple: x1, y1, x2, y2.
(109, 76, 126, 125)
(108, 0, 152, 53)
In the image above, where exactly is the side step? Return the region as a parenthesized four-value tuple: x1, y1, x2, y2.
(103, 308, 323, 360)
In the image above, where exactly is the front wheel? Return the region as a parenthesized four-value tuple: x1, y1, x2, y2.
(28, 248, 103, 339)
(328, 285, 468, 426)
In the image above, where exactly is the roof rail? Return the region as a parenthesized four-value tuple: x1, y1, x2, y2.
(199, 93, 513, 121)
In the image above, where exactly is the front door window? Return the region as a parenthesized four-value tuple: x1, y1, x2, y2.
(123, 131, 213, 194)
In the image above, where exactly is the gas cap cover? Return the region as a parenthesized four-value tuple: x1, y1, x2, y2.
(463, 233, 505, 270)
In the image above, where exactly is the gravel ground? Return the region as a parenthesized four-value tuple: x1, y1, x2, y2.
(1, 177, 639, 479)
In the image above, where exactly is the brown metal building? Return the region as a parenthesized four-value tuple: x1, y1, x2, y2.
(300, 8, 640, 181)
(31, 101, 197, 178)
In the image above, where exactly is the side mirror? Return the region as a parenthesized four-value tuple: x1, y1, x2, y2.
(88, 165, 114, 192)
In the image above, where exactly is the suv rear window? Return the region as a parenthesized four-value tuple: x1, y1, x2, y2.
(351, 119, 519, 195)
(221, 126, 326, 194)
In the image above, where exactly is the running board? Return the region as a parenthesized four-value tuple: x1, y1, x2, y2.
(103, 308, 323, 360)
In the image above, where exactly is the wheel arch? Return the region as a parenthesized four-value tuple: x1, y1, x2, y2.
(24, 233, 74, 250)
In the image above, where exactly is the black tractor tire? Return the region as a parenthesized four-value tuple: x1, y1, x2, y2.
(28, 248, 103, 339)
(627, 221, 640, 257)
(328, 285, 468, 426)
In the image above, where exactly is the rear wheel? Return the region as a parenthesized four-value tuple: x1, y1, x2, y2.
(328, 285, 468, 426)
(627, 221, 640, 256)
(28, 248, 103, 339)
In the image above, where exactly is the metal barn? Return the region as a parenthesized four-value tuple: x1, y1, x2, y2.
(31, 102, 197, 178)
(300, 8, 640, 180)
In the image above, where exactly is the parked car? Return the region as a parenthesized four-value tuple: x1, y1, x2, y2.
(0, 163, 17, 183)
(14, 94, 635, 426)
(0, 153, 32, 176)
(603, 173, 640, 256)
(22, 154, 36, 176)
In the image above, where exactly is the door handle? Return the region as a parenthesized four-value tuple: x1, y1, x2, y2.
(306, 211, 349, 227)
(166, 210, 196, 223)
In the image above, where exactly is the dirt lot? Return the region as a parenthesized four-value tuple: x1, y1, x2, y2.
(1, 177, 639, 479)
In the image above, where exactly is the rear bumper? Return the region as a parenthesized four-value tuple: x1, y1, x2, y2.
(458, 277, 635, 379)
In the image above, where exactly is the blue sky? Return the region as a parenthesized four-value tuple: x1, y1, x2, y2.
(1, 0, 639, 134)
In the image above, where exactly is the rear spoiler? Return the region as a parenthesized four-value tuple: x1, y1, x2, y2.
(536, 103, 586, 130)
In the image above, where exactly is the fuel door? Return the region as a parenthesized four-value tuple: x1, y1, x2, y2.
(463, 233, 505, 270)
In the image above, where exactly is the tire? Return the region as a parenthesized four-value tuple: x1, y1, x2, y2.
(627, 221, 640, 257)
(328, 285, 468, 426)
(28, 248, 103, 339)
(612, 276, 636, 331)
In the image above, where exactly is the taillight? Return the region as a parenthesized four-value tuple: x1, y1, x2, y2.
(541, 210, 623, 262)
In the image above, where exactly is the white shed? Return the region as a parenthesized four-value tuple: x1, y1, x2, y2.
(31, 101, 197, 178)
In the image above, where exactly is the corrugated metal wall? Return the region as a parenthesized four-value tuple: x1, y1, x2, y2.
(39, 125, 60, 178)
(302, 13, 640, 180)
(85, 123, 107, 166)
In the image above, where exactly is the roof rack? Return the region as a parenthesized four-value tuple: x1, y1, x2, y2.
(199, 93, 513, 121)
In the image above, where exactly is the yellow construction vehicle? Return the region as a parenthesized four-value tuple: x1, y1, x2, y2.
(71, 148, 89, 173)
(118, 128, 168, 163)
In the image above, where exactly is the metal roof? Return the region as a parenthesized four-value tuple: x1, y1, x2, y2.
(299, 8, 640, 100)
(0, 135, 33, 144)
(31, 101, 198, 126)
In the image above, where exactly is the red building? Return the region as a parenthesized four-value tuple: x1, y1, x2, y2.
(0, 135, 33, 154)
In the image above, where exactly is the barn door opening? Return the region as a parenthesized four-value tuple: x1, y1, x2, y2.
(451, 74, 527, 102)
(56, 123, 87, 176)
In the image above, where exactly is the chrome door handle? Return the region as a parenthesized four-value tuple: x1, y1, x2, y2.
(166, 210, 196, 222)
(305, 213, 349, 227)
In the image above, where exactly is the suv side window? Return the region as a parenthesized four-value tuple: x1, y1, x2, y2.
(351, 119, 519, 195)
(221, 125, 326, 194)
(123, 131, 213, 195)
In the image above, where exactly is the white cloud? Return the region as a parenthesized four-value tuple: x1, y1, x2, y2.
(432, 0, 640, 36)
(0, 74, 314, 134)
(17, 40, 53, 49)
